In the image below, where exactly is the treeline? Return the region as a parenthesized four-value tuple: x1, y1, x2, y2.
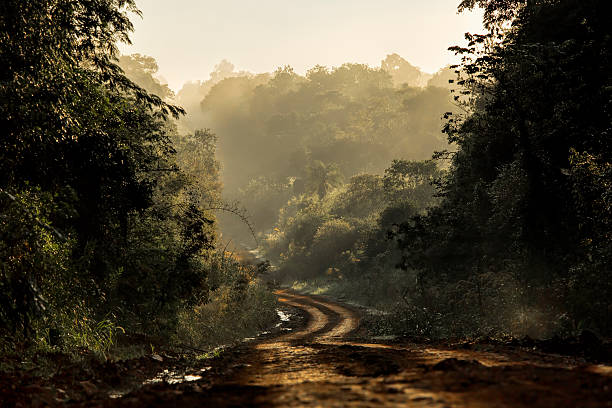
(262, 0, 612, 340)
(177, 0, 611, 341)
(169, 51, 462, 313)
(165, 56, 461, 312)
(0, 0, 274, 354)
(5, 0, 607, 356)
(175, 56, 456, 242)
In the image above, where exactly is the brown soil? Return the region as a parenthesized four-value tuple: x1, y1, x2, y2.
(4, 290, 611, 407)
(104, 290, 612, 407)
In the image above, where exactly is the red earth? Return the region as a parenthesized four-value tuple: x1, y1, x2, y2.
(3, 290, 611, 407)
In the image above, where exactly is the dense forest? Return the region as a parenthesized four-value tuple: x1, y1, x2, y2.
(392, 0, 612, 338)
(1, 0, 611, 405)
(162, 0, 610, 340)
(176, 57, 455, 242)
(0, 0, 276, 357)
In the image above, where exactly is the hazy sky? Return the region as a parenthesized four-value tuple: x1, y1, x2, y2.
(119, 0, 483, 91)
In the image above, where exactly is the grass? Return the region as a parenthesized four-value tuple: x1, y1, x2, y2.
(173, 280, 278, 350)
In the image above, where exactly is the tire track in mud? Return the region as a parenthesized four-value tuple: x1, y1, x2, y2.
(109, 290, 612, 408)
(272, 290, 360, 342)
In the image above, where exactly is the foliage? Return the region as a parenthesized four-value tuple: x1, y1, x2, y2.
(265, 159, 440, 288)
(395, 0, 612, 338)
(174, 252, 277, 349)
(458, 0, 526, 30)
(180, 60, 455, 243)
(0, 0, 271, 358)
(0, 189, 75, 340)
(118, 54, 174, 100)
(381, 54, 431, 87)
(305, 161, 344, 198)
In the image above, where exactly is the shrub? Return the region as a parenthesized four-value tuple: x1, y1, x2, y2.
(173, 253, 277, 349)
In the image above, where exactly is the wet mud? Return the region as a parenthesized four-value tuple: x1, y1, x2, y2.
(3, 290, 611, 407)
(102, 290, 612, 407)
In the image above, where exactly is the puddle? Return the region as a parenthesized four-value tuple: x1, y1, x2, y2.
(274, 309, 293, 330)
(143, 367, 210, 386)
(277, 309, 291, 322)
(134, 307, 297, 393)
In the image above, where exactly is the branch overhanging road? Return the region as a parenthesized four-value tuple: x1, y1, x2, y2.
(110, 290, 612, 408)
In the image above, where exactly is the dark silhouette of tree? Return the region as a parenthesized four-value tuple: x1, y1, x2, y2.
(395, 0, 612, 336)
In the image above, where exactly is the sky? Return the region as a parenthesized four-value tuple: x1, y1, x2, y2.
(119, 0, 484, 92)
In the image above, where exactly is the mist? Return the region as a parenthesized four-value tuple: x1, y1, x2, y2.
(157, 55, 454, 242)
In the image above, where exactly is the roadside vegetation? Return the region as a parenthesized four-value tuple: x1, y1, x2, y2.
(0, 0, 276, 379)
(321, 0, 609, 342)
(173, 53, 458, 327)
(390, 0, 611, 340)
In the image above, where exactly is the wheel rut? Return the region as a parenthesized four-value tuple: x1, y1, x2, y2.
(108, 289, 612, 408)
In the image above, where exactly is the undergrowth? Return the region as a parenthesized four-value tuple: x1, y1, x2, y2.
(173, 252, 278, 350)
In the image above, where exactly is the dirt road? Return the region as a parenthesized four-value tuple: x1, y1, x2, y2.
(110, 290, 611, 407)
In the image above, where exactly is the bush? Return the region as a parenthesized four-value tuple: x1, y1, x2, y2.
(310, 219, 358, 269)
(173, 253, 277, 349)
(396, 270, 564, 339)
(0, 189, 77, 343)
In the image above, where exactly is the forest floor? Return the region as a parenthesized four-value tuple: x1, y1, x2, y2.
(3, 289, 612, 407)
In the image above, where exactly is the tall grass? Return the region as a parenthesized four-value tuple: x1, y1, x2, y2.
(173, 252, 277, 349)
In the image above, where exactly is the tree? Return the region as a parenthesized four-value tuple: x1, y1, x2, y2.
(394, 0, 612, 336)
(0, 0, 208, 341)
(306, 161, 344, 198)
(383, 160, 440, 210)
(118, 54, 173, 99)
(381, 53, 430, 87)
(458, 0, 525, 29)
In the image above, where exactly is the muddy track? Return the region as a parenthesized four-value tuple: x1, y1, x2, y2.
(108, 290, 612, 408)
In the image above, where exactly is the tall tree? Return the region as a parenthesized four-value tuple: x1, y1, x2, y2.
(0, 0, 206, 338)
(397, 0, 612, 335)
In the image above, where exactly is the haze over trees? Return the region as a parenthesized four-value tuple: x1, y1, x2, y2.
(156, 0, 611, 341)
(169, 56, 456, 244)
